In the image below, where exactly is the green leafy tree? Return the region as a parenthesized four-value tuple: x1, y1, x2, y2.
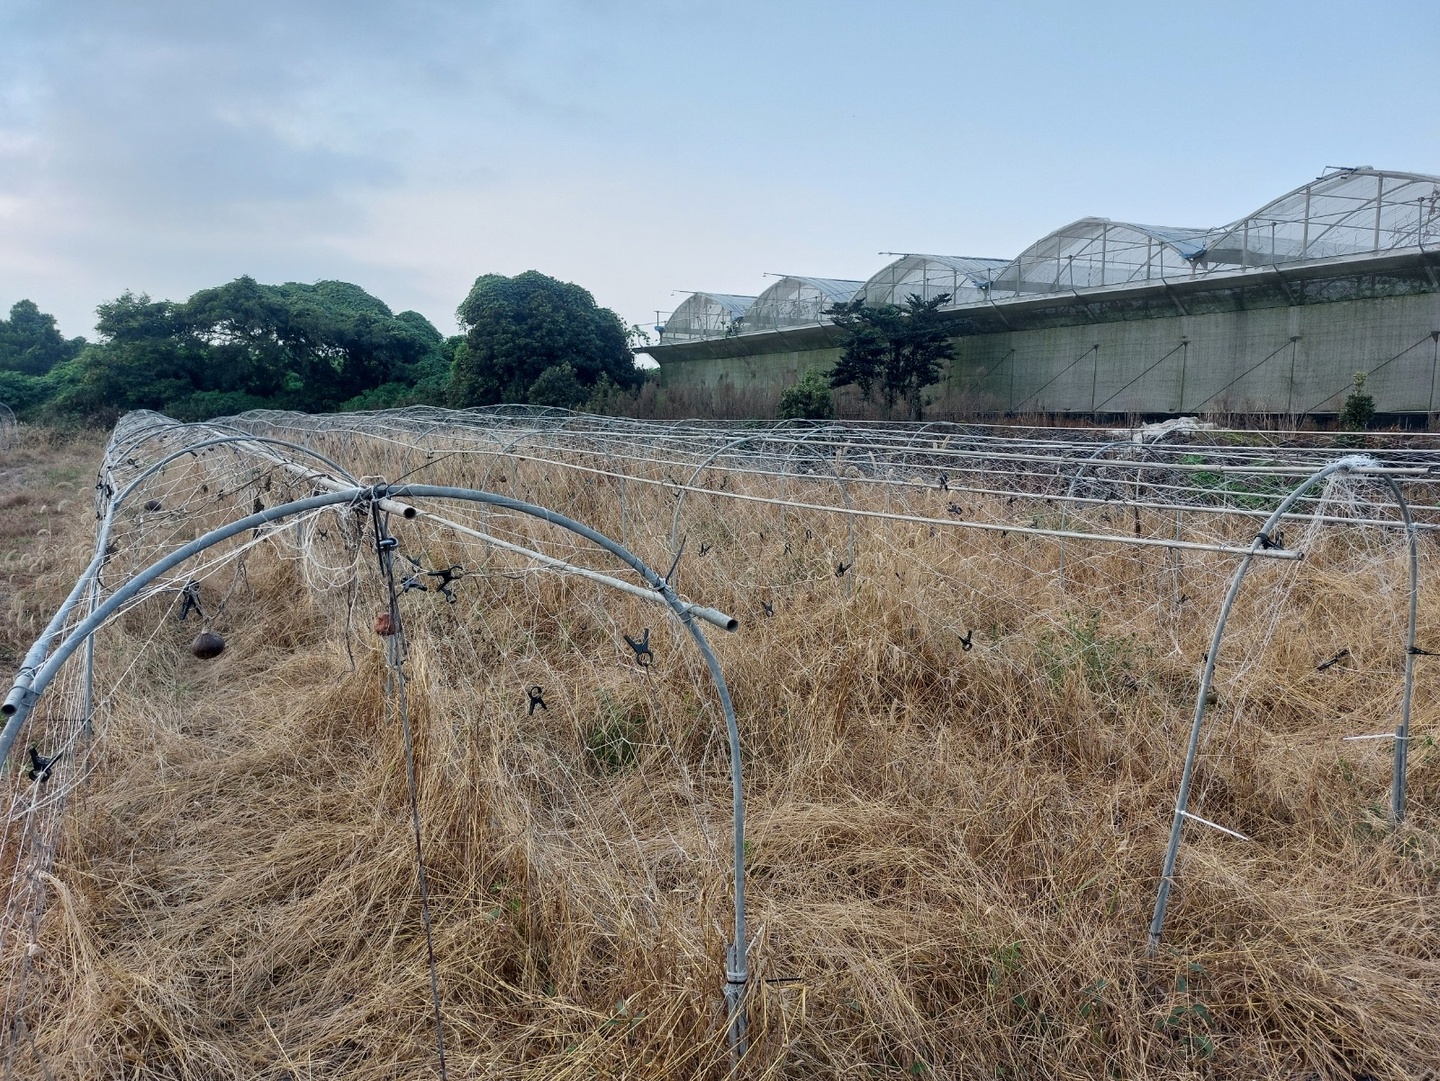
(448, 271, 640, 407)
(827, 293, 955, 420)
(778, 367, 835, 420)
(182, 277, 441, 411)
(54, 292, 204, 418)
(58, 278, 445, 419)
(0, 299, 86, 375)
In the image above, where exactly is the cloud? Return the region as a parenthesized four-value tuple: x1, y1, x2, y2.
(0, 0, 638, 332)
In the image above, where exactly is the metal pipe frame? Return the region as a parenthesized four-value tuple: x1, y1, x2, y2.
(1, 482, 751, 1058)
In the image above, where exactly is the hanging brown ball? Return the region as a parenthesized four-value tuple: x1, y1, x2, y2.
(374, 610, 398, 636)
(191, 631, 226, 659)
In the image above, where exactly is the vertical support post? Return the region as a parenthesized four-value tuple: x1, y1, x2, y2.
(1374, 173, 1385, 253)
(1089, 344, 1100, 414)
(1383, 477, 1419, 824)
(1178, 340, 1188, 413)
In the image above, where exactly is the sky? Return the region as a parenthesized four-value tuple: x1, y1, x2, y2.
(2, 0, 1439, 346)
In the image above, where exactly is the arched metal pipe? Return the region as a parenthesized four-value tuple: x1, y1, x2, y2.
(4, 432, 374, 719)
(2, 481, 750, 1055)
(1146, 454, 1376, 953)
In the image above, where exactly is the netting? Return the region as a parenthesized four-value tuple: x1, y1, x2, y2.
(3, 407, 1440, 1077)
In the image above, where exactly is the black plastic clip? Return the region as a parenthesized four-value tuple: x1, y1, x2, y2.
(26, 746, 61, 784)
(947, 502, 964, 516)
(835, 561, 850, 578)
(1407, 645, 1439, 657)
(761, 601, 774, 618)
(376, 535, 399, 552)
(624, 629, 654, 667)
(1316, 648, 1350, 671)
(959, 630, 973, 652)
(699, 543, 711, 556)
(178, 580, 203, 622)
(937, 472, 949, 490)
(527, 686, 547, 715)
(401, 575, 428, 594)
(425, 565, 465, 602)
(1256, 529, 1286, 550)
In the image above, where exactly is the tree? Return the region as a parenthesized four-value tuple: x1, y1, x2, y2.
(59, 278, 446, 419)
(1339, 371, 1376, 430)
(0, 300, 86, 375)
(778, 367, 835, 420)
(181, 277, 442, 412)
(54, 292, 204, 418)
(448, 271, 640, 407)
(827, 293, 955, 421)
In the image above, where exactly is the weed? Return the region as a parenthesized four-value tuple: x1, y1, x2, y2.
(1037, 609, 1143, 695)
(584, 694, 647, 773)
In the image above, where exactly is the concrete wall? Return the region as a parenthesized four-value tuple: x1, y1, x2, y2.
(658, 340, 841, 399)
(956, 291, 1440, 415)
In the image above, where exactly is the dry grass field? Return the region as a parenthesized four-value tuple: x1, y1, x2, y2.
(2, 415, 1439, 1079)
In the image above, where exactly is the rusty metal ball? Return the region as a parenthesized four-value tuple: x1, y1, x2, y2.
(191, 631, 226, 659)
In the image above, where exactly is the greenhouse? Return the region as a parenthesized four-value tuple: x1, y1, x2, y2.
(1202, 167, 1440, 268)
(986, 218, 1211, 295)
(739, 276, 863, 334)
(646, 166, 1440, 418)
(658, 292, 755, 343)
(858, 254, 1009, 307)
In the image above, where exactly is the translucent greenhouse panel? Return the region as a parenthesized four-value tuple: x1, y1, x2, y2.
(991, 220, 1210, 294)
(860, 255, 1009, 307)
(662, 293, 756, 342)
(742, 277, 863, 332)
(1204, 169, 1440, 268)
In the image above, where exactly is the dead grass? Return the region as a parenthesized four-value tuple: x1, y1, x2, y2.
(3, 423, 1440, 1079)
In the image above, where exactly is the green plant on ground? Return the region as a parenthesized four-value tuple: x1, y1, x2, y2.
(1037, 609, 1143, 695)
(1340, 371, 1376, 431)
(584, 694, 647, 773)
(1157, 962, 1216, 1059)
(778, 367, 836, 420)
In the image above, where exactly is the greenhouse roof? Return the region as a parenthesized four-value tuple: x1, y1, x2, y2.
(660, 292, 757, 343)
(1203, 167, 1440, 268)
(860, 255, 1010, 307)
(741, 276, 864, 333)
(660, 167, 1440, 339)
(988, 218, 1211, 295)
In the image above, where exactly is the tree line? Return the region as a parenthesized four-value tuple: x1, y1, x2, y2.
(3, 269, 959, 425)
(0, 271, 646, 423)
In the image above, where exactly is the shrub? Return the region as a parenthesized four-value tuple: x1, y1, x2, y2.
(1339, 371, 1375, 431)
(778, 367, 835, 420)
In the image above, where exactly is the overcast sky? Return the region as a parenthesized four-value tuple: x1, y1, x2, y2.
(2, 0, 1438, 343)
